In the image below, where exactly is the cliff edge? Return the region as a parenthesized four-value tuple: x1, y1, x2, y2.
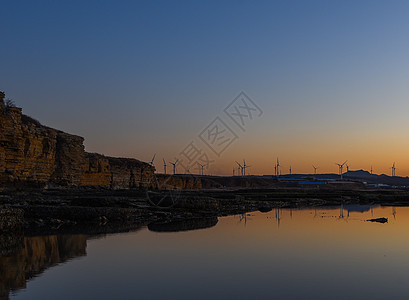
(0, 91, 155, 189)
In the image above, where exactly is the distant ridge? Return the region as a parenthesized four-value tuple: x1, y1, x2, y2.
(274, 169, 409, 187)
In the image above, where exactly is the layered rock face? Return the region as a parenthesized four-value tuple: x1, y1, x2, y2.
(0, 92, 155, 189)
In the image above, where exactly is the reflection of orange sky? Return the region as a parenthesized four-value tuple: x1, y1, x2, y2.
(77, 205, 409, 299)
(91, 206, 409, 258)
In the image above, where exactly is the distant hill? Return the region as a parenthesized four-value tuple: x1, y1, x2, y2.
(335, 169, 409, 186)
(277, 169, 409, 187)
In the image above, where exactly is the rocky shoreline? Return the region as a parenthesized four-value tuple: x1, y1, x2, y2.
(2, 187, 409, 236)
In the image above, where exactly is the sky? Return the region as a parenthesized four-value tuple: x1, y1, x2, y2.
(1, 0, 409, 176)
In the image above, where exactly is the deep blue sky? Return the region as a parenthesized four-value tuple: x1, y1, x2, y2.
(2, 1, 409, 175)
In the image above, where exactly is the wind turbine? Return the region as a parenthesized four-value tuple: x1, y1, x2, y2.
(198, 163, 207, 176)
(289, 166, 292, 175)
(150, 153, 156, 166)
(312, 165, 318, 176)
(391, 162, 396, 177)
(370, 165, 373, 175)
(242, 159, 250, 176)
(163, 159, 167, 175)
(346, 163, 350, 173)
(235, 161, 243, 176)
(335, 160, 348, 180)
(276, 157, 280, 177)
(170, 159, 179, 175)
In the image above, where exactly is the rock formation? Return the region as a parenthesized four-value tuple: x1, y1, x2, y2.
(0, 91, 155, 189)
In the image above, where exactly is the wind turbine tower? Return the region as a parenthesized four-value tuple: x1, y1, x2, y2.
(392, 162, 396, 177)
(312, 165, 318, 176)
(235, 161, 243, 176)
(163, 159, 167, 175)
(335, 160, 348, 180)
(170, 159, 179, 175)
(198, 163, 207, 176)
(242, 159, 250, 176)
(273, 157, 280, 177)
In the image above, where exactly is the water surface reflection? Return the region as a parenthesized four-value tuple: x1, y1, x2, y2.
(2, 205, 409, 300)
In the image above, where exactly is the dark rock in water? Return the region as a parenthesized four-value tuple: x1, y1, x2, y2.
(148, 217, 218, 233)
(367, 217, 388, 223)
(259, 207, 272, 213)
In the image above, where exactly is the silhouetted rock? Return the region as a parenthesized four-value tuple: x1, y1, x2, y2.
(367, 217, 388, 223)
(148, 217, 218, 232)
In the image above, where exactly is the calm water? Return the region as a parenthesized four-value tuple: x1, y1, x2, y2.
(2, 205, 409, 300)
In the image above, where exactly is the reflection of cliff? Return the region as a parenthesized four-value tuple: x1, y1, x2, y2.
(0, 235, 87, 300)
(0, 91, 154, 189)
(148, 217, 218, 232)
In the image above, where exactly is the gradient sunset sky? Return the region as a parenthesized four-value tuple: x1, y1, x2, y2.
(2, 1, 409, 176)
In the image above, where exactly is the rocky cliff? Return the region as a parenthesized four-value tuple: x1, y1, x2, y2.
(0, 91, 155, 189)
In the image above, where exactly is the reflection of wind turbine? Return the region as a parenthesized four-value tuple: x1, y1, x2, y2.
(275, 208, 281, 228)
(239, 213, 248, 226)
(150, 153, 156, 166)
(335, 160, 348, 180)
(163, 159, 167, 175)
(170, 159, 179, 175)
